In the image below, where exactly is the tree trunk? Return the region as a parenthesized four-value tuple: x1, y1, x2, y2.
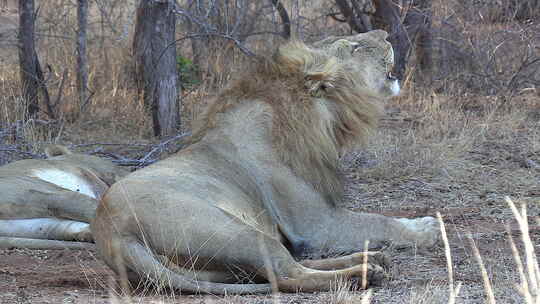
(18, 0, 39, 117)
(269, 0, 291, 39)
(76, 0, 89, 114)
(334, 0, 376, 33)
(133, 0, 180, 137)
(403, 0, 433, 82)
(332, 0, 433, 81)
(373, 0, 432, 81)
(373, 0, 409, 80)
(334, 0, 365, 33)
(185, 15, 205, 82)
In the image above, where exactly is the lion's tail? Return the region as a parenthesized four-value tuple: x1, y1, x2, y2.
(117, 238, 272, 295)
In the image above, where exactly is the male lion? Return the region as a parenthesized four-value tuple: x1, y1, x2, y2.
(0, 145, 128, 249)
(92, 30, 439, 294)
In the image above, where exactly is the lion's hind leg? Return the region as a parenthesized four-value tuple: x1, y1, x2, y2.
(111, 223, 385, 294)
(110, 236, 273, 295)
(155, 254, 240, 283)
(300, 251, 390, 271)
(205, 208, 387, 292)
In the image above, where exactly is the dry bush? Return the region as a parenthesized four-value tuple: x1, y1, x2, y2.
(0, 1, 151, 141)
(431, 0, 540, 97)
(2, 0, 537, 143)
(456, 0, 540, 23)
(1, 1, 352, 143)
(349, 91, 474, 181)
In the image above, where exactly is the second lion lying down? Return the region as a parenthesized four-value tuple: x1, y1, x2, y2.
(92, 30, 440, 294)
(0, 145, 128, 249)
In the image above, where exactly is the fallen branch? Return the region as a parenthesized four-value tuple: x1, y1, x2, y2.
(137, 132, 191, 167)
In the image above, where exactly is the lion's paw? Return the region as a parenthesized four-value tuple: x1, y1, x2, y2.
(397, 216, 440, 249)
(72, 224, 93, 242)
(367, 251, 391, 270)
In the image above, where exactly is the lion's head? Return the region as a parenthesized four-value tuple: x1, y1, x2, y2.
(192, 30, 399, 205)
(310, 30, 400, 98)
(44, 144, 128, 187)
(195, 30, 398, 144)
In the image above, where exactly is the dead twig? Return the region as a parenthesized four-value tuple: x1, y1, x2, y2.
(137, 132, 191, 167)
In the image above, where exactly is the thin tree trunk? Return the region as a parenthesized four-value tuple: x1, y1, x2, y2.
(270, 0, 291, 39)
(334, 0, 365, 33)
(188, 26, 204, 81)
(411, 0, 433, 81)
(350, 0, 373, 31)
(35, 51, 52, 117)
(18, 0, 52, 118)
(18, 0, 39, 117)
(374, 0, 409, 80)
(373, 0, 433, 80)
(133, 0, 180, 137)
(76, 0, 89, 114)
(183, 1, 205, 82)
(186, 1, 213, 82)
(133, 3, 145, 100)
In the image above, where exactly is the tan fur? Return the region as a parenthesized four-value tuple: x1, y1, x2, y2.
(191, 40, 382, 205)
(92, 30, 439, 295)
(0, 145, 129, 246)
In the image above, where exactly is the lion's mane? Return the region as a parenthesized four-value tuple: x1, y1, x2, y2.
(190, 41, 382, 205)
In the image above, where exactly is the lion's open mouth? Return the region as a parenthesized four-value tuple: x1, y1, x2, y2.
(387, 71, 397, 81)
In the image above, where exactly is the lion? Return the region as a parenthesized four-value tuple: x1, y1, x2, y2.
(91, 30, 440, 294)
(0, 145, 128, 249)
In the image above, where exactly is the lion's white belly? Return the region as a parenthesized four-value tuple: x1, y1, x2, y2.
(31, 169, 97, 199)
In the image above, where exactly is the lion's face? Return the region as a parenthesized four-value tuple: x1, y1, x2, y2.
(315, 30, 400, 98)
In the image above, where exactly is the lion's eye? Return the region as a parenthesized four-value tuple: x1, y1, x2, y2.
(351, 43, 360, 54)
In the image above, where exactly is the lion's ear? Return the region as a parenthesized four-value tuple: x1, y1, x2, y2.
(304, 56, 340, 97)
(305, 73, 336, 97)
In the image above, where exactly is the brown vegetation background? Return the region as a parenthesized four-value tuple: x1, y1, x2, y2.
(0, 0, 538, 159)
